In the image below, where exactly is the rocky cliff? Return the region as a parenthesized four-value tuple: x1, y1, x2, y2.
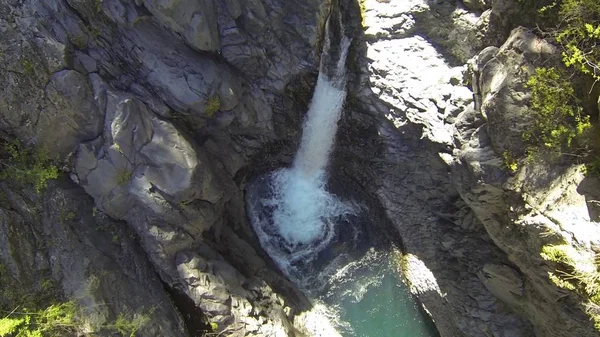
(1, 0, 599, 336)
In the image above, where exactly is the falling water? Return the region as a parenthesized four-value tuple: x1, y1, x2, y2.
(293, 36, 351, 179)
(246, 12, 439, 337)
(246, 12, 355, 278)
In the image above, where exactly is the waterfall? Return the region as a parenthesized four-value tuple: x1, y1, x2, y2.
(293, 36, 351, 179)
(246, 13, 354, 284)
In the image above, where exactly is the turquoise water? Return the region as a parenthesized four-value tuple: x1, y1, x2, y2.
(339, 273, 439, 337)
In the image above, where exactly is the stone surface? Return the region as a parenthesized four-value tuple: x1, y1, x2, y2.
(452, 27, 600, 337)
(348, 1, 535, 336)
(0, 179, 187, 337)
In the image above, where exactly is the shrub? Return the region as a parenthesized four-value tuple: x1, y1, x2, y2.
(0, 140, 59, 192)
(555, 0, 600, 80)
(503, 151, 518, 172)
(109, 311, 151, 337)
(359, 0, 367, 26)
(524, 67, 591, 153)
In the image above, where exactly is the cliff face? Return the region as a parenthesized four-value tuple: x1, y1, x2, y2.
(0, 0, 326, 335)
(1, 0, 599, 337)
(346, 1, 599, 336)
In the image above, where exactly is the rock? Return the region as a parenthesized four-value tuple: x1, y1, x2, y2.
(217, 0, 331, 89)
(0, 179, 187, 337)
(462, 0, 490, 11)
(43, 70, 104, 157)
(176, 248, 296, 336)
(450, 27, 600, 337)
(361, 0, 488, 63)
(3, 0, 598, 337)
(73, 79, 224, 280)
(142, 0, 219, 52)
(0, 6, 101, 159)
(474, 27, 557, 157)
(480, 264, 525, 303)
(353, 2, 536, 336)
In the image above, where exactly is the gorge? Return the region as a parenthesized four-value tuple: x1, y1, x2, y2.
(1, 0, 600, 337)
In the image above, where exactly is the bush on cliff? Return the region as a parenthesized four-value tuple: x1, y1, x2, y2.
(524, 67, 591, 153)
(0, 140, 58, 192)
(520, 1, 600, 167)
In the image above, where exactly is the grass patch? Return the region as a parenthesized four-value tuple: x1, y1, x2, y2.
(0, 301, 78, 337)
(541, 244, 600, 330)
(0, 265, 153, 336)
(108, 311, 151, 337)
(21, 59, 35, 77)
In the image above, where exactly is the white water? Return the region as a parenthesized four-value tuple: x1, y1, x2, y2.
(246, 28, 353, 280)
(268, 32, 352, 246)
(246, 19, 441, 337)
(293, 37, 352, 180)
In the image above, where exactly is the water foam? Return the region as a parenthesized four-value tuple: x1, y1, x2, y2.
(249, 31, 352, 257)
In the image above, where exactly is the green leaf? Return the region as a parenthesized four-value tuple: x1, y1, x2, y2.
(0, 317, 26, 336)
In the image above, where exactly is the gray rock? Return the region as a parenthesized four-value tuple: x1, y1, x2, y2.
(450, 27, 600, 337)
(142, 0, 220, 52)
(0, 180, 187, 337)
(355, 2, 536, 336)
(480, 264, 525, 303)
(73, 81, 223, 279)
(474, 27, 557, 157)
(462, 0, 490, 11)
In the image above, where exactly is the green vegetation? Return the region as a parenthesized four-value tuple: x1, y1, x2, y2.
(509, 1, 600, 172)
(503, 151, 518, 172)
(204, 95, 221, 117)
(524, 67, 591, 152)
(359, 0, 368, 26)
(59, 211, 76, 223)
(540, 244, 600, 329)
(555, 0, 600, 80)
(95, 0, 104, 13)
(0, 140, 59, 192)
(1, 263, 152, 337)
(0, 303, 153, 337)
(21, 59, 35, 77)
(109, 311, 151, 337)
(0, 262, 76, 337)
(0, 302, 78, 337)
(115, 169, 132, 186)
